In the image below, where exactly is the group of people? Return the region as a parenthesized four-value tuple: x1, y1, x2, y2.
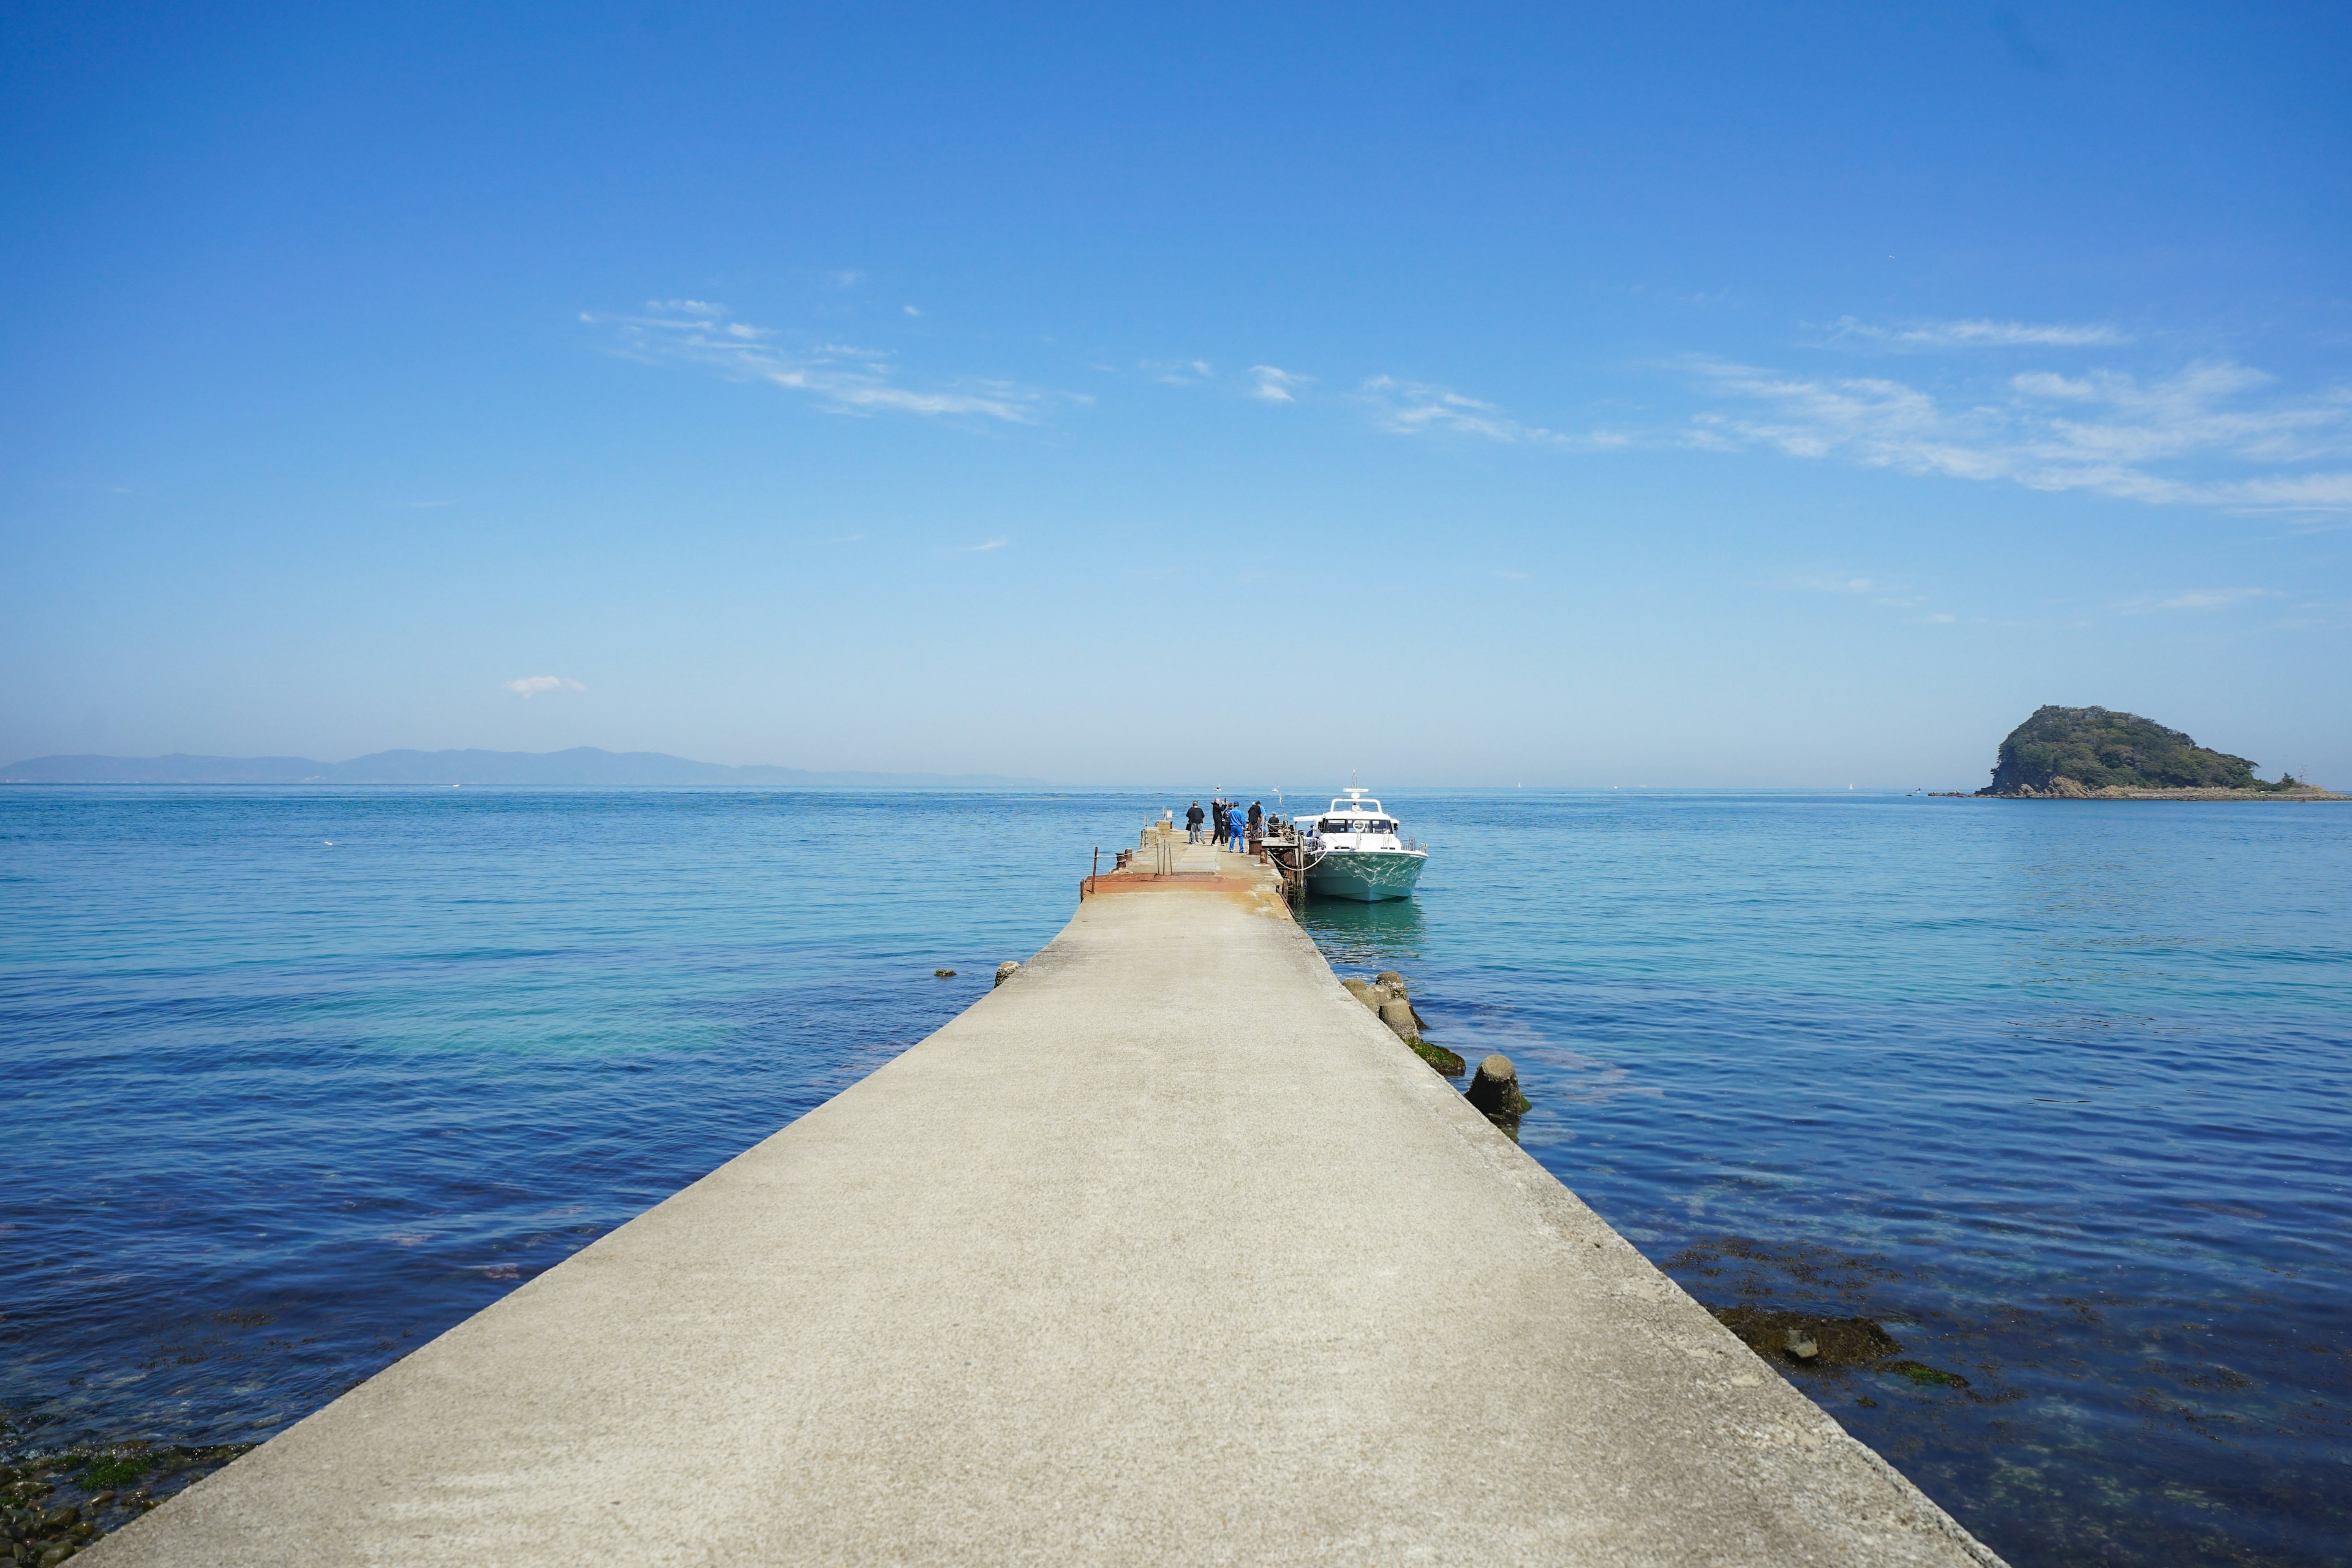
(1184, 795, 1264, 851)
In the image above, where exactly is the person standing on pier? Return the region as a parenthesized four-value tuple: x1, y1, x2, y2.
(1247, 801, 1263, 839)
(1186, 801, 1204, 843)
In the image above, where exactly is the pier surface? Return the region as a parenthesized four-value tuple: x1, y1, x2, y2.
(89, 838, 2001, 1566)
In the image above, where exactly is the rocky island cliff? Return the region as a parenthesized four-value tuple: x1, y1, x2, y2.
(1976, 706, 2341, 799)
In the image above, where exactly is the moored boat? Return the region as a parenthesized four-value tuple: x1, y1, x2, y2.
(1302, 788, 1427, 902)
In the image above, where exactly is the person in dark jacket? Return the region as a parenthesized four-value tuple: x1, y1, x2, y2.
(1247, 801, 1263, 836)
(1185, 801, 1205, 843)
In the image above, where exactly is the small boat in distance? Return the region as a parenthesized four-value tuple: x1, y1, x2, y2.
(1302, 788, 1428, 902)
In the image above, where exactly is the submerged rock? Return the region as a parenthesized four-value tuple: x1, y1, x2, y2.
(1713, 1305, 1899, 1366)
(1712, 1305, 1965, 1387)
(0, 1442, 252, 1562)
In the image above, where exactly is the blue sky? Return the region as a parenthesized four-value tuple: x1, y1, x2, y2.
(5, 2, 2349, 786)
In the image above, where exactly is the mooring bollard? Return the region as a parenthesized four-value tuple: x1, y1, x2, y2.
(1466, 1054, 1530, 1118)
(995, 960, 1021, 987)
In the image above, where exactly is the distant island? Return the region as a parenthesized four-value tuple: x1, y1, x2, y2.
(1970, 706, 2342, 800)
(0, 747, 1051, 789)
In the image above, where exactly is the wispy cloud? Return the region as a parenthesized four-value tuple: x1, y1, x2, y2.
(1794, 575, 1896, 595)
(961, 538, 1009, 552)
(1248, 365, 1311, 403)
(1826, 315, 2132, 349)
(1784, 571, 1962, 622)
(1689, 356, 2352, 512)
(2144, 587, 2282, 611)
(1361, 377, 1629, 450)
(1144, 358, 1216, 386)
(505, 676, 585, 698)
(590, 301, 1048, 422)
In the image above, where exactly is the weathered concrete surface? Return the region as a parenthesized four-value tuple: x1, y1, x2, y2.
(88, 861, 2003, 1567)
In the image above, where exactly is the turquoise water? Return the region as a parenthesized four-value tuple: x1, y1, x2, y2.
(3, 788, 2347, 1566)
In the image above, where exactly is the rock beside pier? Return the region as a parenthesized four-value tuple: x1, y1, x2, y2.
(1410, 1040, 1467, 1075)
(1466, 1054, 1529, 1119)
(1346, 973, 1460, 1074)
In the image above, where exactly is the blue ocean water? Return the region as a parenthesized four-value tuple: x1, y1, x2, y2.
(2, 788, 2347, 1566)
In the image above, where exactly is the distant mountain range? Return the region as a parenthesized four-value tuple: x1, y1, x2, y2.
(0, 748, 1052, 788)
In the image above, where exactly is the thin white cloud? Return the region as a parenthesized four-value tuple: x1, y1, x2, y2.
(1360, 377, 1629, 450)
(1828, 315, 2132, 349)
(505, 676, 585, 698)
(1784, 572, 1961, 622)
(590, 304, 1048, 423)
(1144, 359, 1216, 386)
(2204, 472, 2352, 509)
(1689, 356, 2352, 513)
(1248, 365, 1312, 403)
(962, 538, 1009, 552)
(2149, 587, 2281, 611)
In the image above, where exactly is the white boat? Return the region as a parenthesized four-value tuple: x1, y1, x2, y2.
(1302, 789, 1427, 902)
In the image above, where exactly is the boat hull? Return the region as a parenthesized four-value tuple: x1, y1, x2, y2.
(1306, 849, 1427, 902)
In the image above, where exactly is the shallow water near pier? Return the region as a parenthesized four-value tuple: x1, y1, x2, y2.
(4, 787, 2348, 1566)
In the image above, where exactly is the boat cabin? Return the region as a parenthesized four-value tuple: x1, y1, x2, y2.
(1311, 791, 1404, 847)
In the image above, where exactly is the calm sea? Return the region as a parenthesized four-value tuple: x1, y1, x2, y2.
(3, 788, 2347, 1566)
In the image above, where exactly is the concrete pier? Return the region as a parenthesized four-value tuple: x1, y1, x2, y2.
(86, 837, 2003, 1566)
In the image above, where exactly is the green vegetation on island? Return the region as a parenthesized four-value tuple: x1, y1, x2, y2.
(1975, 706, 2333, 798)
